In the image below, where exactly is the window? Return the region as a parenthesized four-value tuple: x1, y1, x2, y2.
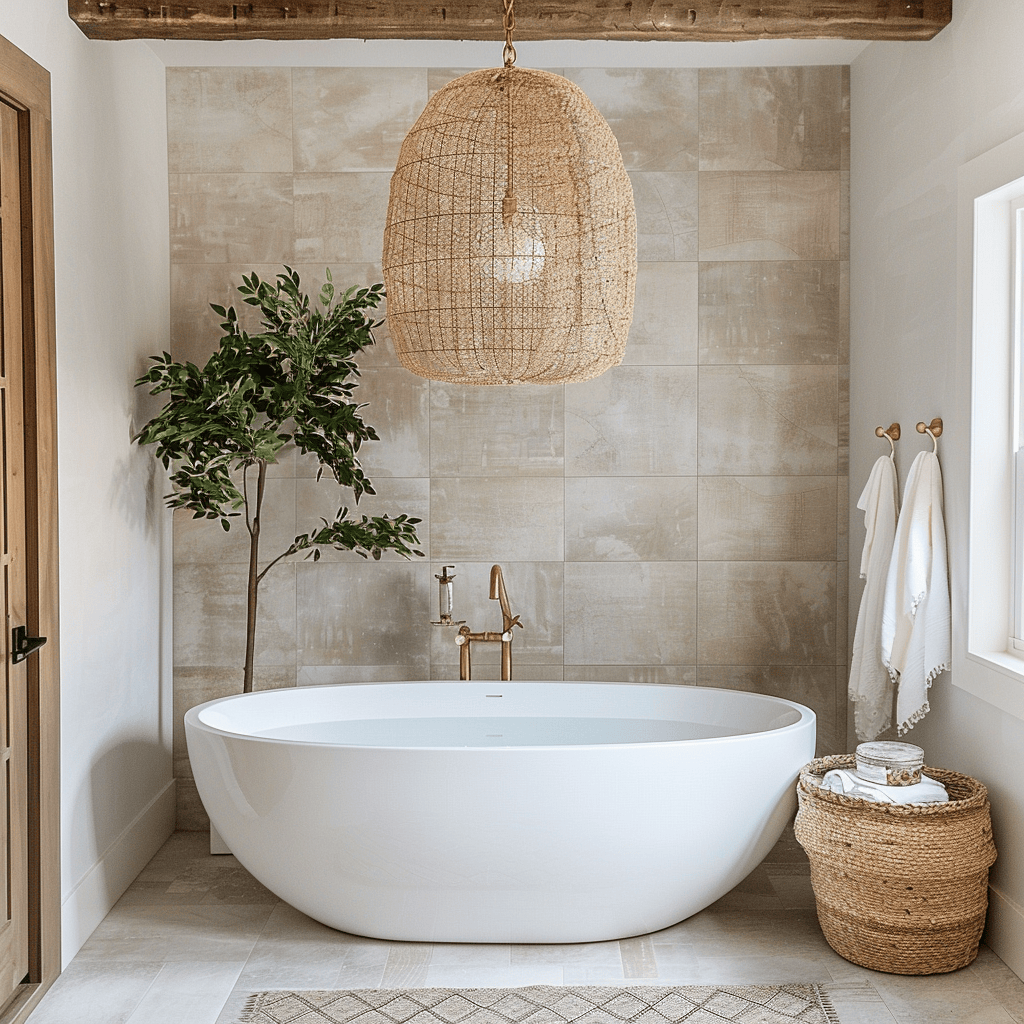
(957, 132, 1024, 720)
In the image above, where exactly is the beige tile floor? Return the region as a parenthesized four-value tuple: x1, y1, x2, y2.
(27, 829, 1024, 1024)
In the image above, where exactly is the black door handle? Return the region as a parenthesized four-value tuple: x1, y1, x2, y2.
(11, 626, 47, 664)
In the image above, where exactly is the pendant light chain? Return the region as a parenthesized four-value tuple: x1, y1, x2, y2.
(501, 0, 517, 229)
(502, 0, 517, 68)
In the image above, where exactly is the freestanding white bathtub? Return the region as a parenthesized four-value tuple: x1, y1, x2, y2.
(184, 681, 815, 943)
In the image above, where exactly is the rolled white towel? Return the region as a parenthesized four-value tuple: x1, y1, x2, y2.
(817, 768, 948, 805)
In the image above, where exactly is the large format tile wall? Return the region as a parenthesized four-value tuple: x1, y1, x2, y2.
(166, 65, 849, 826)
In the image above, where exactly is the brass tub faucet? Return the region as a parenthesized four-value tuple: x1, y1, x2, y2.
(436, 563, 523, 681)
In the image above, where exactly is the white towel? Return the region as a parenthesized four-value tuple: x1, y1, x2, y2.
(849, 455, 900, 741)
(818, 768, 948, 805)
(881, 450, 951, 735)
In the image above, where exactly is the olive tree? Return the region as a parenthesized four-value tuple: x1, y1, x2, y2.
(135, 267, 422, 692)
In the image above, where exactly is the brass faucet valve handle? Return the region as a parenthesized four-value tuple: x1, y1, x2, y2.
(502, 614, 524, 640)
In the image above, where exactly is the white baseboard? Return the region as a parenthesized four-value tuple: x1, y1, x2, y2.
(61, 778, 176, 968)
(984, 883, 1024, 981)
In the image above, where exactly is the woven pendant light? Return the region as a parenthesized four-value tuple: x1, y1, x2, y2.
(382, 2, 636, 385)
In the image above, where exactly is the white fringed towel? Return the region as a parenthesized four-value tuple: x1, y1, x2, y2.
(849, 455, 899, 741)
(881, 449, 950, 735)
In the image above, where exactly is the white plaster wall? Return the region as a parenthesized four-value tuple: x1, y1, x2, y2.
(0, 0, 173, 966)
(851, 0, 1024, 978)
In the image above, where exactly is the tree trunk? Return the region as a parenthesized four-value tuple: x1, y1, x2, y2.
(243, 460, 267, 693)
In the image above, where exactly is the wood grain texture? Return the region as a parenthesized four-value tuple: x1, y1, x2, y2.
(24, 87, 60, 1019)
(66, 0, 952, 42)
(0, 31, 60, 1024)
(0, 43, 48, 120)
(0, 95, 30, 1016)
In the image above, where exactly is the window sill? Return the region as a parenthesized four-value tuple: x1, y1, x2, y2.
(957, 649, 1024, 721)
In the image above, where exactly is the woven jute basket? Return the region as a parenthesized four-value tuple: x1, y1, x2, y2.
(794, 754, 997, 975)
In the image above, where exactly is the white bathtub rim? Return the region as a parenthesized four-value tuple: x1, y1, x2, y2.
(184, 680, 816, 752)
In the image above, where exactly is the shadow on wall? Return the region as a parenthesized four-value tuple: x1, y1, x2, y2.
(108, 442, 163, 542)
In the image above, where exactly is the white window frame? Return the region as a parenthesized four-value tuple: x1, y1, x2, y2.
(1014, 196, 1024, 652)
(957, 131, 1024, 720)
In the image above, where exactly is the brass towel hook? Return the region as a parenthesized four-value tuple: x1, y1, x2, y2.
(874, 422, 900, 458)
(916, 417, 943, 453)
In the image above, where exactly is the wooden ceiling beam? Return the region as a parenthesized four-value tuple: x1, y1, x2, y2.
(68, 1, 952, 43)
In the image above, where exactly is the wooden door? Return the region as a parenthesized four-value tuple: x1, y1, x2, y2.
(0, 32, 60, 1024)
(0, 96, 29, 1009)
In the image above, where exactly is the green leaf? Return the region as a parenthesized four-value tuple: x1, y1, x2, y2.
(133, 265, 424, 591)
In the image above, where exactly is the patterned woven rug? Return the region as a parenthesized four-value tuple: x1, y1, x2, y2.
(238, 985, 840, 1024)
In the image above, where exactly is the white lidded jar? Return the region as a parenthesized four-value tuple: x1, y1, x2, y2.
(854, 741, 924, 787)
